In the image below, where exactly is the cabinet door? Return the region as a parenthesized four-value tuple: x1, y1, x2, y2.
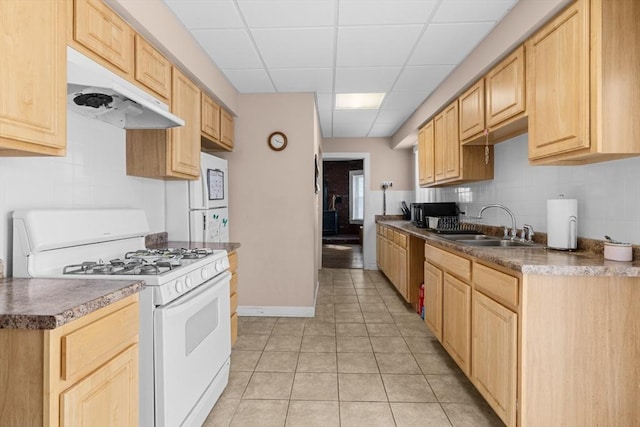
(443, 102, 460, 180)
(60, 345, 138, 427)
(527, 0, 589, 160)
(170, 67, 201, 178)
(0, 0, 66, 156)
(221, 109, 234, 149)
(485, 45, 525, 128)
(459, 80, 485, 141)
(73, 0, 134, 75)
(433, 113, 446, 181)
(472, 290, 517, 427)
(201, 93, 221, 142)
(442, 273, 471, 375)
(418, 121, 435, 186)
(424, 262, 443, 342)
(396, 245, 408, 300)
(134, 34, 171, 102)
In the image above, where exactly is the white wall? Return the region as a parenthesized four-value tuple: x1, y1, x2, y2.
(0, 112, 166, 276)
(416, 135, 640, 245)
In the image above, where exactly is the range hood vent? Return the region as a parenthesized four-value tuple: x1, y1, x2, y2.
(67, 46, 184, 129)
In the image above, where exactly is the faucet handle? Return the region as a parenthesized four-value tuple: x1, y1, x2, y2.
(523, 224, 535, 242)
(503, 226, 509, 239)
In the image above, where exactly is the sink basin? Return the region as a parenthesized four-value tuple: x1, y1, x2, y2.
(441, 234, 542, 248)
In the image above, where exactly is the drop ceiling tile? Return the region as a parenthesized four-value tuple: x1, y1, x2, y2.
(375, 108, 413, 123)
(336, 25, 423, 67)
(409, 22, 494, 65)
(332, 121, 374, 137)
(339, 0, 438, 26)
(192, 29, 263, 69)
(382, 91, 428, 111)
(315, 93, 334, 111)
(393, 64, 455, 92)
(368, 121, 401, 137)
(223, 69, 275, 93)
(236, 0, 335, 28)
(164, 0, 243, 29)
(433, 0, 518, 23)
(251, 28, 334, 68)
(335, 67, 401, 93)
(270, 68, 333, 92)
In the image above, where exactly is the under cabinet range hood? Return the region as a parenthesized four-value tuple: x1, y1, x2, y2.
(67, 46, 185, 129)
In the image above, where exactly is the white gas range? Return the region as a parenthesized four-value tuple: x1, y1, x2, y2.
(12, 209, 231, 427)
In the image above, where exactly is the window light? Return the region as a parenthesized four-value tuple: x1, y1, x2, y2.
(335, 93, 385, 110)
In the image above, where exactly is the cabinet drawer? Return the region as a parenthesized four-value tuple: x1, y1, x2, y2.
(474, 263, 519, 307)
(230, 292, 238, 314)
(230, 272, 238, 295)
(377, 224, 383, 235)
(425, 244, 471, 282)
(394, 231, 407, 248)
(229, 251, 238, 272)
(61, 301, 138, 381)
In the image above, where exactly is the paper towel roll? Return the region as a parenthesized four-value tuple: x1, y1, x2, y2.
(547, 198, 578, 250)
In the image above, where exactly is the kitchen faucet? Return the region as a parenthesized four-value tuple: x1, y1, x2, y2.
(477, 204, 518, 240)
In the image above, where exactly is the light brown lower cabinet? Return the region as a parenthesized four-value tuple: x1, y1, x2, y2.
(0, 294, 139, 426)
(229, 250, 239, 346)
(471, 289, 517, 427)
(442, 272, 471, 376)
(376, 225, 424, 309)
(425, 241, 640, 426)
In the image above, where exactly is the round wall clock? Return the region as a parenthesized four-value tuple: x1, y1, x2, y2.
(268, 131, 288, 151)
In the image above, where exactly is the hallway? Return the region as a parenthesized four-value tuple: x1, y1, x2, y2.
(204, 268, 504, 426)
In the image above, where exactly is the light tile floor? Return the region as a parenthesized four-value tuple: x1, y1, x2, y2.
(204, 268, 505, 427)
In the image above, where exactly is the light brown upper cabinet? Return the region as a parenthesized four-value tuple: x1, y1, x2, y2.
(527, 0, 640, 165)
(134, 34, 171, 103)
(424, 101, 492, 187)
(126, 68, 201, 180)
(201, 94, 221, 144)
(417, 122, 435, 186)
(220, 109, 235, 150)
(459, 46, 526, 146)
(201, 94, 234, 152)
(458, 80, 485, 141)
(70, 0, 134, 77)
(0, 0, 67, 156)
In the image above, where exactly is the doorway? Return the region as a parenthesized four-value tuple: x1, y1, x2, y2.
(321, 153, 370, 269)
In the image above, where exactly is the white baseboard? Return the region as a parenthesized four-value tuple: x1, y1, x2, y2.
(364, 262, 379, 270)
(238, 305, 316, 317)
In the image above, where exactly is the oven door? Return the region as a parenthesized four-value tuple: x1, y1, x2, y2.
(154, 271, 231, 427)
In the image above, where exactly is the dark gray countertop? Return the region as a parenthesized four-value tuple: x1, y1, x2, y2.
(378, 220, 640, 277)
(0, 278, 143, 330)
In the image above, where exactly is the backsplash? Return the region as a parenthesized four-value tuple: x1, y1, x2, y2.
(416, 134, 640, 245)
(0, 112, 166, 276)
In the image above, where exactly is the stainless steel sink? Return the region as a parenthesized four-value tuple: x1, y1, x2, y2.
(441, 234, 542, 248)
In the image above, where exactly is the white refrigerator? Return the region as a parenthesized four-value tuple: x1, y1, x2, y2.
(165, 153, 229, 243)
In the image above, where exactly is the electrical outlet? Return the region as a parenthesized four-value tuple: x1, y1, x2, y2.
(381, 181, 393, 187)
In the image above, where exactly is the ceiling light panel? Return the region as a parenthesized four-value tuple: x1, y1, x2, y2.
(236, 0, 336, 27)
(193, 29, 263, 69)
(223, 69, 275, 93)
(433, 0, 517, 23)
(335, 93, 385, 110)
(335, 67, 401, 93)
(165, 0, 243, 29)
(409, 22, 495, 65)
(338, 0, 438, 25)
(251, 28, 334, 68)
(336, 25, 423, 67)
(270, 68, 333, 92)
